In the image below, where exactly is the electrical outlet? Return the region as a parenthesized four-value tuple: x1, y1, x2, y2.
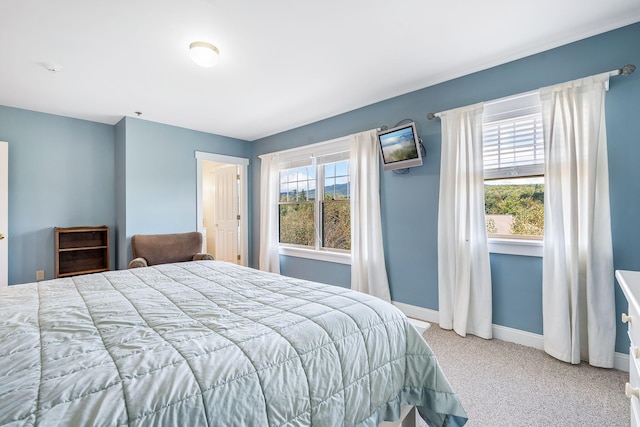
(36, 270, 45, 281)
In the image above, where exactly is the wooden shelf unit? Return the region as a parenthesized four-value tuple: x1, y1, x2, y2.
(55, 226, 110, 278)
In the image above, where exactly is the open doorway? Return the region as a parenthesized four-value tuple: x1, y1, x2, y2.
(0, 141, 7, 286)
(195, 152, 249, 266)
(203, 161, 240, 262)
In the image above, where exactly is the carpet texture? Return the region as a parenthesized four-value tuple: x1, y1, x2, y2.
(418, 325, 629, 426)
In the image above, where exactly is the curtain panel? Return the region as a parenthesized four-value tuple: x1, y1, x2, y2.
(258, 152, 281, 273)
(437, 103, 493, 339)
(350, 130, 391, 302)
(540, 73, 615, 367)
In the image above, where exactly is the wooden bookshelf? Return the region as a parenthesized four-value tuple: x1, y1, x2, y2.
(54, 226, 110, 278)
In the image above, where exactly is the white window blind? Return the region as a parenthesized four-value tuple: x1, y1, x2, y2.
(278, 137, 351, 170)
(280, 157, 313, 170)
(279, 150, 350, 172)
(315, 150, 350, 165)
(482, 91, 544, 180)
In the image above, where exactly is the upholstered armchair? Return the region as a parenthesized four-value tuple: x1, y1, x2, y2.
(128, 232, 214, 269)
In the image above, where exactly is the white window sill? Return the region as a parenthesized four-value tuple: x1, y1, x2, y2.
(488, 238, 543, 257)
(279, 246, 352, 265)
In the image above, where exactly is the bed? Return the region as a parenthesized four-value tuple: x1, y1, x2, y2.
(0, 261, 467, 426)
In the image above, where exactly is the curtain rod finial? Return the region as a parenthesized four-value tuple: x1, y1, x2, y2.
(427, 112, 437, 120)
(621, 64, 636, 75)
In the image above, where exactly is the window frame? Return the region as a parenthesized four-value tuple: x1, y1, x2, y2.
(482, 91, 544, 257)
(319, 160, 351, 252)
(278, 165, 317, 249)
(487, 238, 543, 257)
(276, 137, 352, 265)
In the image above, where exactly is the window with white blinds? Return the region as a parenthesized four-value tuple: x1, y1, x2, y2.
(482, 90, 545, 245)
(482, 91, 543, 180)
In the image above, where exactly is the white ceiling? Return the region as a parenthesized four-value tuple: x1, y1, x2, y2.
(1, 1, 639, 141)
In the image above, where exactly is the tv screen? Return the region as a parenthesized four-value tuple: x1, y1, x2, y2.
(377, 122, 423, 171)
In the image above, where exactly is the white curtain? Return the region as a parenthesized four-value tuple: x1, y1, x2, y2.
(540, 73, 615, 367)
(350, 130, 391, 302)
(437, 104, 493, 339)
(258, 152, 281, 273)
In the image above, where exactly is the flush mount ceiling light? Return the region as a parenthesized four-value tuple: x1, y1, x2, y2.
(189, 41, 220, 68)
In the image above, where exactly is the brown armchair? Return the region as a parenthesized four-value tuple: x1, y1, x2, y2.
(128, 232, 214, 269)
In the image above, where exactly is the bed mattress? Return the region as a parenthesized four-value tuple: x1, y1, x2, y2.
(0, 261, 466, 426)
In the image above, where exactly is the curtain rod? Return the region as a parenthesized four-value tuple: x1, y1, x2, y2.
(426, 64, 636, 120)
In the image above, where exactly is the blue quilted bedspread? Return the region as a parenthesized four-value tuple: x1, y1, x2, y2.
(0, 261, 467, 426)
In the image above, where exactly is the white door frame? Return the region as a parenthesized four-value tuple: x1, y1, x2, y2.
(0, 142, 8, 286)
(195, 151, 249, 266)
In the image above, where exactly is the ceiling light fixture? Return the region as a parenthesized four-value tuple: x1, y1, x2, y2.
(189, 41, 219, 68)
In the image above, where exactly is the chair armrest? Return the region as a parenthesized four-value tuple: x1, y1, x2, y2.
(193, 253, 214, 261)
(128, 257, 149, 269)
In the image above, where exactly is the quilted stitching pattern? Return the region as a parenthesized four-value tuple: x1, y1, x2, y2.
(0, 261, 464, 427)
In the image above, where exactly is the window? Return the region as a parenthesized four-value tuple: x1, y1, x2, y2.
(279, 165, 316, 247)
(321, 161, 350, 250)
(277, 139, 351, 261)
(482, 91, 544, 242)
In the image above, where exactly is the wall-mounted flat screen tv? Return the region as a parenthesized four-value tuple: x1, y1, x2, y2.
(377, 122, 423, 171)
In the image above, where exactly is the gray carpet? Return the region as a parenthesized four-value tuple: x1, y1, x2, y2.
(419, 325, 629, 427)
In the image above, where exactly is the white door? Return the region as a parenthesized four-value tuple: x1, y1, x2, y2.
(213, 165, 240, 263)
(196, 152, 249, 267)
(0, 142, 8, 286)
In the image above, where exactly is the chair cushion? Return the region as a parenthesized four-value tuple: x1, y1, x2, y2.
(131, 232, 204, 266)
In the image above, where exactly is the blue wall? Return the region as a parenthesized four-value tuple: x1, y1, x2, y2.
(116, 117, 251, 268)
(0, 106, 115, 284)
(280, 255, 351, 288)
(114, 118, 127, 267)
(250, 23, 640, 354)
(490, 254, 543, 334)
(0, 109, 251, 282)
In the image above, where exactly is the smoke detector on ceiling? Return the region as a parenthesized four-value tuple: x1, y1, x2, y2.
(42, 63, 63, 73)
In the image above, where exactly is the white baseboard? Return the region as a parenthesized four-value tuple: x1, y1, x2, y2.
(392, 301, 439, 323)
(491, 323, 544, 350)
(392, 300, 629, 372)
(614, 352, 629, 372)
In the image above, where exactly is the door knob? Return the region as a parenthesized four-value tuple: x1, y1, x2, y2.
(626, 382, 640, 399)
(0, 233, 5, 240)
